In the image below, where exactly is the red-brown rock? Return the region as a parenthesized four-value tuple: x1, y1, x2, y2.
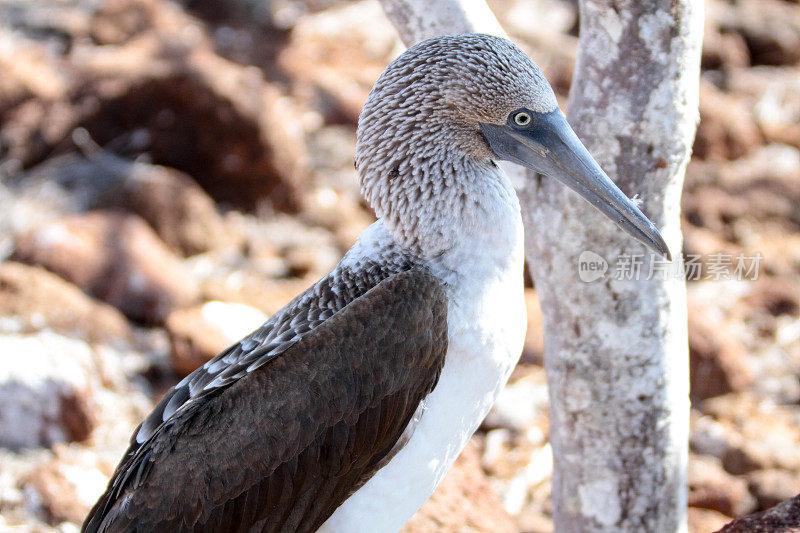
(22, 445, 111, 526)
(521, 289, 544, 366)
(277, 1, 398, 125)
(0, 0, 308, 213)
(707, 0, 800, 67)
(748, 470, 800, 512)
(717, 493, 800, 532)
(165, 301, 267, 376)
(402, 441, 517, 533)
(109, 160, 241, 256)
(688, 302, 752, 403)
(25, 459, 89, 525)
(0, 261, 133, 346)
(15, 151, 242, 257)
(702, 18, 750, 70)
(700, 394, 800, 475)
(14, 210, 199, 324)
(0, 332, 98, 450)
(688, 455, 756, 517)
(694, 78, 762, 161)
(747, 278, 800, 318)
(200, 275, 313, 317)
(689, 507, 734, 533)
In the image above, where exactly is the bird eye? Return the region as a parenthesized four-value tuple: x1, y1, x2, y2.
(513, 111, 532, 127)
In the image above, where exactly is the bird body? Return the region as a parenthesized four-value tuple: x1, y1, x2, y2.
(84, 33, 669, 533)
(322, 161, 525, 531)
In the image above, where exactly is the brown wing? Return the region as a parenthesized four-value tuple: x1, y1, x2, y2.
(84, 269, 448, 533)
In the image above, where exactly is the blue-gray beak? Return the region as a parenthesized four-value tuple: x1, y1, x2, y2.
(481, 109, 671, 260)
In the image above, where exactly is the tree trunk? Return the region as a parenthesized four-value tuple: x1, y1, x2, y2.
(379, 0, 505, 42)
(521, 1, 702, 531)
(379, 1, 703, 531)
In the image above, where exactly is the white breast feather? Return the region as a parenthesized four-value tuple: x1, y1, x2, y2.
(321, 168, 526, 533)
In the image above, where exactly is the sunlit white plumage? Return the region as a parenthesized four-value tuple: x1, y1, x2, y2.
(323, 162, 525, 531)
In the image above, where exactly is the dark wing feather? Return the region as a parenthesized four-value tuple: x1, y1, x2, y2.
(132, 260, 411, 452)
(84, 269, 447, 533)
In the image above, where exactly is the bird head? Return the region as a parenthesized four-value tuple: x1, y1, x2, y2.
(357, 33, 669, 259)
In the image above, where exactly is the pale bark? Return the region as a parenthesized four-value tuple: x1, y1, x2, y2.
(522, 2, 701, 530)
(379, 0, 703, 531)
(379, 0, 506, 42)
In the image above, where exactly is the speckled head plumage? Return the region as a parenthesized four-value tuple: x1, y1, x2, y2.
(356, 33, 671, 260)
(355, 34, 560, 255)
(357, 34, 557, 166)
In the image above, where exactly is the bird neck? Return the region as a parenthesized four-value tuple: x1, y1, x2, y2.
(359, 152, 520, 259)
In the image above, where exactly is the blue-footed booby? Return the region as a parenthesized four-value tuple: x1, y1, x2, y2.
(83, 33, 668, 533)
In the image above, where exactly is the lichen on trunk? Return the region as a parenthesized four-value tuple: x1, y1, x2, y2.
(520, 1, 702, 531)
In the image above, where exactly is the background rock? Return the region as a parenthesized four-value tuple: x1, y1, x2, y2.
(688, 455, 756, 517)
(15, 152, 242, 256)
(166, 301, 268, 375)
(0, 261, 133, 346)
(693, 78, 762, 161)
(0, 332, 98, 450)
(747, 469, 800, 512)
(717, 492, 800, 532)
(688, 301, 752, 403)
(23, 447, 109, 526)
(689, 507, 734, 533)
(14, 210, 200, 324)
(402, 442, 518, 533)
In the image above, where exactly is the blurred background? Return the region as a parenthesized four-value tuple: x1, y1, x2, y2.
(0, 0, 798, 531)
